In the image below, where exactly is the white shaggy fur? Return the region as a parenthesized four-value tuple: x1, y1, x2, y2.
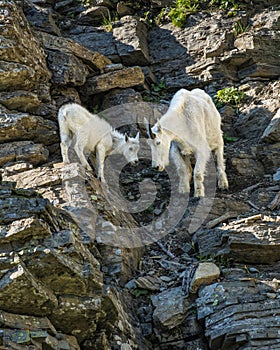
(58, 103, 140, 182)
(148, 88, 228, 197)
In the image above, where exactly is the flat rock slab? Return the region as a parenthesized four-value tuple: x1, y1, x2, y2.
(151, 287, 187, 329)
(197, 214, 280, 264)
(113, 16, 150, 66)
(84, 66, 144, 94)
(197, 279, 280, 350)
(0, 141, 49, 167)
(261, 108, 280, 143)
(0, 108, 58, 145)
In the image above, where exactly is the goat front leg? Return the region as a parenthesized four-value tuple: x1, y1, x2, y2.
(170, 144, 191, 193)
(60, 134, 72, 164)
(74, 143, 92, 170)
(193, 149, 210, 198)
(215, 145, 229, 190)
(96, 143, 106, 182)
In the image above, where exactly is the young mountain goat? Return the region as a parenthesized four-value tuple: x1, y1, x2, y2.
(147, 88, 228, 197)
(58, 103, 140, 182)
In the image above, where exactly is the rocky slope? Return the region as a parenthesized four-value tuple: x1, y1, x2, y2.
(0, 0, 279, 349)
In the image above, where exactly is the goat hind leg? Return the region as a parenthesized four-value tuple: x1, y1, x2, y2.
(96, 144, 106, 182)
(74, 143, 92, 170)
(215, 146, 228, 190)
(193, 150, 209, 198)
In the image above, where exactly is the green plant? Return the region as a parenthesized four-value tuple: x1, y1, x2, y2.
(102, 10, 117, 32)
(168, 0, 199, 27)
(223, 133, 239, 143)
(215, 86, 245, 106)
(144, 10, 154, 27)
(233, 20, 250, 36)
(80, 0, 96, 6)
(133, 288, 149, 298)
(92, 105, 99, 114)
(151, 80, 166, 93)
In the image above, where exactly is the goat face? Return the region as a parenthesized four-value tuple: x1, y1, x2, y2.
(122, 132, 140, 165)
(148, 122, 172, 172)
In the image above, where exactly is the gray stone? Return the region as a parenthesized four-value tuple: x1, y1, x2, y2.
(70, 29, 119, 62)
(84, 66, 144, 94)
(197, 280, 280, 349)
(22, 1, 61, 35)
(0, 0, 51, 110)
(78, 6, 110, 25)
(151, 287, 187, 329)
(190, 262, 220, 294)
(102, 88, 142, 109)
(0, 141, 49, 167)
(113, 16, 150, 66)
(261, 108, 280, 143)
(273, 168, 280, 182)
(0, 107, 58, 145)
(197, 214, 280, 264)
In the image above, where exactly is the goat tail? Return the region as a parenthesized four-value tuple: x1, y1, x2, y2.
(57, 104, 68, 124)
(169, 89, 189, 113)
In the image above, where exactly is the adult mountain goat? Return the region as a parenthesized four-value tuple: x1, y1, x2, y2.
(147, 88, 228, 197)
(58, 103, 140, 182)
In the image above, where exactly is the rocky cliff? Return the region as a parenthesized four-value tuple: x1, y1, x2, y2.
(0, 0, 279, 349)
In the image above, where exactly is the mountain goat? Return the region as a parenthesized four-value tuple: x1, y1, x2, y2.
(58, 103, 140, 182)
(147, 88, 228, 197)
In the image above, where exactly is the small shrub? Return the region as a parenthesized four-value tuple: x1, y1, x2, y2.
(168, 0, 199, 27)
(80, 0, 96, 6)
(215, 86, 245, 106)
(102, 10, 118, 32)
(233, 20, 250, 36)
(151, 80, 166, 93)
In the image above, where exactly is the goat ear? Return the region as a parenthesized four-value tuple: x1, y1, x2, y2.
(135, 131, 140, 141)
(150, 125, 156, 139)
(157, 119, 162, 132)
(125, 133, 129, 142)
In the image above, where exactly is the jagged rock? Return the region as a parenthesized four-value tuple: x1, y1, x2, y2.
(96, 0, 115, 9)
(117, 2, 135, 17)
(69, 29, 119, 62)
(0, 141, 49, 167)
(78, 6, 110, 25)
(84, 66, 144, 94)
(151, 287, 187, 329)
(37, 31, 112, 73)
(0, 0, 51, 112)
(256, 142, 280, 174)
(37, 32, 112, 86)
(197, 214, 280, 264)
(3, 165, 62, 189)
(135, 275, 162, 291)
(273, 168, 280, 182)
(190, 262, 220, 294)
(0, 216, 52, 243)
(102, 88, 142, 109)
(0, 90, 42, 113)
(0, 310, 80, 349)
(231, 153, 265, 177)
(0, 107, 58, 145)
(22, 0, 61, 35)
(0, 186, 50, 224)
(150, 0, 174, 8)
(197, 279, 280, 350)
(113, 16, 150, 66)
(0, 263, 58, 316)
(261, 108, 280, 143)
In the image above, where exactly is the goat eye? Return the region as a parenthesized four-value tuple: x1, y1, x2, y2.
(156, 140, 161, 146)
(129, 147, 133, 151)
